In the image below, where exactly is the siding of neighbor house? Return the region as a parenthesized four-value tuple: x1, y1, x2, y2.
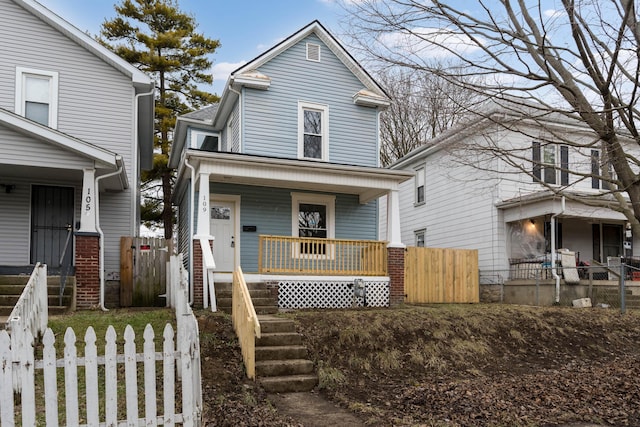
(242, 34, 379, 167)
(210, 183, 378, 272)
(0, 0, 138, 275)
(388, 120, 640, 277)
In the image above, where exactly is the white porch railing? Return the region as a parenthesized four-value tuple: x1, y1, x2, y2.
(5, 262, 48, 392)
(199, 237, 217, 311)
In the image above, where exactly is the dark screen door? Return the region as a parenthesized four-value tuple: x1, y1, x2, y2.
(30, 185, 74, 268)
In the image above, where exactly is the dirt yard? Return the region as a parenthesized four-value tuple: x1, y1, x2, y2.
(197, 305, 640, 426)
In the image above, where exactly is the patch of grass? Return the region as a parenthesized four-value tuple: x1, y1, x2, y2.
(317, 361, 346, 390)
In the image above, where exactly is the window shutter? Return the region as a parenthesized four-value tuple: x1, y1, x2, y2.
(591, 150, 600, 189)
(532, 141, 541, 182)
(560, 146, 569, 185)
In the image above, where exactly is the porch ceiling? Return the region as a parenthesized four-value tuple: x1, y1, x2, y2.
(498, 191, 627, 223)
(0, 163, 127, 192)
(178, 150, 413, 203)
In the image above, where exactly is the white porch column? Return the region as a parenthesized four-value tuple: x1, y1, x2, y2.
(78, 168, 97, 233)
(195, 172, 211, 238)
(386, 189, 405, 248)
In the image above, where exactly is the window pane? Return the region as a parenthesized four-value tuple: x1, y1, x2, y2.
(298, 203, 326, 231)
(25, 75, 50, 103)
(211, 206, 230, 220)
(304, 135, 322, 158)
(304, 110, 321, 134)
(25, 101, 49, 126)
(417, 185, 424, 203)
(416, 232, 425, 247)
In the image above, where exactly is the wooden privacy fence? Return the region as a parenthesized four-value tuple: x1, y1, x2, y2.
(258, 235, 387, 276)
(121, 236, 169, 307)
(405, 247, 479, 303)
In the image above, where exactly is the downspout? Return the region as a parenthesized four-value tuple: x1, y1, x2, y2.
(95, 156, 125, 311)
(132, 86, 156, 235)
(551, 196, 566, 304)
(184, 157, 196, 305)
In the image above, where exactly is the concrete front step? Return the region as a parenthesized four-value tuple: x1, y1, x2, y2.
(256, 359, 315, 377)
(259, 316, 296, 333)
(257, 332, 303, 347)
(259, 374, 318, 393)
(256, 345, 309, 361)
(215, 289, 273, 300)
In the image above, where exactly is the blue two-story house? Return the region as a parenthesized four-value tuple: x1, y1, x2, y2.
(169, 21, 412, 309)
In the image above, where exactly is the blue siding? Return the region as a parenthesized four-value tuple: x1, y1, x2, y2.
(210, 184, 378, 272)
(242, 34, 379, 167)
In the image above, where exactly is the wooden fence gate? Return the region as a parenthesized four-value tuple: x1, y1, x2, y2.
(120, 236, 168, 307)
(405, 247, 479, 303)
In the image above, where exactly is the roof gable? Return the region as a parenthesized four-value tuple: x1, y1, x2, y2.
(11, 0, 152, 89)
(233, 21, 386, 97)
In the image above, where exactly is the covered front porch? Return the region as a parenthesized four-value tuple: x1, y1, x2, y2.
(173, 150, 413, 308)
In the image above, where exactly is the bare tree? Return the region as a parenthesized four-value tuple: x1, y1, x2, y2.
(344, 0, 640, 231)
(377, 66, 481, 165)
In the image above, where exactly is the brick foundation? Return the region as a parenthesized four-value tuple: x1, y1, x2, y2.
(387, 246, 406, 307)
(75, 233, 100, 309)
(192, 239, 214, 308)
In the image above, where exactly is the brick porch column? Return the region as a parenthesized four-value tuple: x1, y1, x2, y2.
(192, 238, 214, 308)
(388, 247, 406, 307)
(75, 232, 100, 309)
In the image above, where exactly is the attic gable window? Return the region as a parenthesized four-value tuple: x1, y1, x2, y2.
(15, 67, 59, 128)
(306, 43, 321, 62)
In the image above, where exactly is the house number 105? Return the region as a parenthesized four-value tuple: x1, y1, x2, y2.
(85, 188, 92, 211)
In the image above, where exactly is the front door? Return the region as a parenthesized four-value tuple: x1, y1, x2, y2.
(602, 224, 623, 260)
(210, 200, 236, 272)
(30, 185, 74, 270)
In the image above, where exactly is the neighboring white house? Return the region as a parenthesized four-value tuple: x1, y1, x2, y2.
(383, 104, 640, 285)
(0, 0, 155, 308)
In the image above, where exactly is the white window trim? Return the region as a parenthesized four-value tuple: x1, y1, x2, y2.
(414, 228, 426, 247)
(15, 66, 59, 129)
(298, 101, 329, 161)
(414, 165, 425, 206)
(291, 192, 335, 259)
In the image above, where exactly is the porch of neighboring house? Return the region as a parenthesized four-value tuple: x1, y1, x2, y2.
(499, 196, 640, 305)
(176, 151, 413, 310)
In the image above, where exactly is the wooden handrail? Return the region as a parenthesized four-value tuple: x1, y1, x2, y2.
(232, 267, 261, 379)
(258, 235, 388, 276)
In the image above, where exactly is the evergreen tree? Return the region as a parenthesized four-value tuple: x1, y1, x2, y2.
(101, 0, 220, 238)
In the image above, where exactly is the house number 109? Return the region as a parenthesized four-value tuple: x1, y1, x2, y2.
(202, 195, 208, 212)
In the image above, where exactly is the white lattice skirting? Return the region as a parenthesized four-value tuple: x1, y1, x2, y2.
(278, 280, 390, 309)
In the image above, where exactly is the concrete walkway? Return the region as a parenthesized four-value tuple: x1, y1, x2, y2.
(269, 391, 365, 427)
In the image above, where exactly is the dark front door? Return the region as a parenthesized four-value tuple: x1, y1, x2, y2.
(30, 185, 74, 269)
(602, 224, 623, 260)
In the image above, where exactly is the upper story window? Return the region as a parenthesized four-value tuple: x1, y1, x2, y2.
(532, 142, 569, 185)
(415, 229, 426, 247)
(15, 67, 59, 128)
(191, 130, 219, 151)
(298, 101, 329, 161)
(415, 166, 425, 205)
(591, 149, 613, 190)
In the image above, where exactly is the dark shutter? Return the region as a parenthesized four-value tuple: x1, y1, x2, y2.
(532, 141, 541, 182)
(560, 146, 569, 185)
(591, 150, 600, 189)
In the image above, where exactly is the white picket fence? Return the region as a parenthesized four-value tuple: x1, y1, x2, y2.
(5, 262, 48, 393)
(0, 255, 203, 426)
